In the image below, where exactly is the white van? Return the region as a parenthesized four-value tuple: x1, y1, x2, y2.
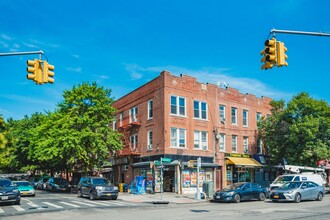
(269, 173, 328, 191)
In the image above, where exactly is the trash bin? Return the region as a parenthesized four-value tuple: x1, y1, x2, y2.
(123, 183, 128, 192)
(202, 181, 214, 199)
(119, 183, 124, 192)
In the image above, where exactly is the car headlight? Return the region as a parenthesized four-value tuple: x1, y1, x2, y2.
(286, 190, 294, 194)
(96, 186, 105, 191)
(13, 189, 19, 193)
(113, 186, 118, 191)
(225, 191, 235, 196)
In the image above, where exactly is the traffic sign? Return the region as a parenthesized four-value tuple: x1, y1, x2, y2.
(161, 158, 171, 163)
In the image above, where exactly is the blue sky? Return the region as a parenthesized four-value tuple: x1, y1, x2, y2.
(1, 0, 329, 120)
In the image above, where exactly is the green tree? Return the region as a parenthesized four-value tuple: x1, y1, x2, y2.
(260, 92, 330, 166)
(33, 82, 122, 174)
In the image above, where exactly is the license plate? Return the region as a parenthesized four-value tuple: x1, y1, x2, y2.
(1, 196, 8, 200)
(22, 192, 28, 195)
(107, 193, 113, 196)
(216, 196, 220, 199)
(274, 195, 279, 198)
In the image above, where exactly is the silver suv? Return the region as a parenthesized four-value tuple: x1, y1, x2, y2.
(77, 176, 118, 200)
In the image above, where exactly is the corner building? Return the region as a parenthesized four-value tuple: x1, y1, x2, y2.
(112, 71, 272, 194)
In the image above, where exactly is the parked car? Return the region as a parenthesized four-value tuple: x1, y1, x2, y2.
(35, 177, 50, 190)
(0, 178, 21, 205)
(269, 181, 324, 203)
(213, 182, 268, 203)
(77, 176, 118, 200)
(45, 177, 70, 192)
(13, 181, 36, 196)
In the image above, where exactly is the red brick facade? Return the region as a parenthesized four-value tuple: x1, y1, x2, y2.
(112, 71, 272, 193)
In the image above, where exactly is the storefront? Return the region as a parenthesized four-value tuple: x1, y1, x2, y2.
(225, 153, 263, 186)
(180, 166, 215, 194)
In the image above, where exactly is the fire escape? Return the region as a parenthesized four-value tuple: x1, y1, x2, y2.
(116, 114, 142, 157)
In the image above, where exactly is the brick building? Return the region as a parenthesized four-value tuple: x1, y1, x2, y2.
(110, 71, 272, 194)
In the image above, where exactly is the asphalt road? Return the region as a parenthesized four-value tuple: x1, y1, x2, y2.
(2, 191, 330, 220)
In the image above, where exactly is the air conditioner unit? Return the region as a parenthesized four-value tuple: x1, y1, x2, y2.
(215, 134, 221, 140)
(147, 144, 153, 150)
(220, 118, 226, 124)
(244, 148, 249, 154)
(202, 145, 208, 150)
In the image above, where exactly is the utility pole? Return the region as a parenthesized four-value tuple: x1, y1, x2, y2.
(195, 157, 201, 200)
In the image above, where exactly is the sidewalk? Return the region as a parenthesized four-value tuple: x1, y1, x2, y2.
(118, 192, 209, 204)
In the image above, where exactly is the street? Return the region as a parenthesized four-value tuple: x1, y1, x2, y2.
(1, 191, 330, 220)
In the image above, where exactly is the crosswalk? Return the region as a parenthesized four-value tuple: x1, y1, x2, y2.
(0, 198, 138, 215)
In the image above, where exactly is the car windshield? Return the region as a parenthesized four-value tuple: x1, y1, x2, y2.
(54, 178, 68, 184)
(225, 182, 245, 190)
(91, 178, 110, 185)
(15, 181, 30, 186)
(274, 176, 294, 183)
(282, 182, 302, 189)
(0, 180, 12, 187)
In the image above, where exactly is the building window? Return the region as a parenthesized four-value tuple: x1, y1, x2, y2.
(194, 100, 207, 119)
(243, 136, 249, 154)
(256, 112, 262, 123)
(243, 110, 248, 127)
(171, 95, 186, 116)
(130, 106, 138, 123)
(219, 105, 226, 123)
(170, 128, 186, 148)
(231, 107, 237, 125)
(258, 139, 263, 154)
(194, 131, 208, 150)
(147, 130, 153, 150)
(113, 116, 117, 130)
(130, 134, 138, 149)
(148, 99, 153, 119)
(219, 133, 225, 151)
(231, 135, 237, 152)
(119, 112, 123, 127)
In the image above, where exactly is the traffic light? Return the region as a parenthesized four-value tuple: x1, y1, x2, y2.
(276, 41, 288, 67)
(43, 61, 55, 83)
(26, 59, 43, 84)
(261, 38, 277, 70)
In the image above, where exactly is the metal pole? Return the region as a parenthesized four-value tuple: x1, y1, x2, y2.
(271, 28, 330, 37)
(196, 157, 201, 200)
(0, 50, 44, 57)
(160, 157, 163, 201)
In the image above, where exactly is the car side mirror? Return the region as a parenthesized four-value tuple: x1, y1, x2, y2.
(301, 185, 306, 189)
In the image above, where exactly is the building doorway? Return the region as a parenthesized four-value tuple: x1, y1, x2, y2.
(163, 168, 175, 192)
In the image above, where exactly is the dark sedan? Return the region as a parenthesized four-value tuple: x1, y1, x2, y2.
(0, 178, 21, 205)
(213, 182, 268, 203)
(45, 177, 70, 192)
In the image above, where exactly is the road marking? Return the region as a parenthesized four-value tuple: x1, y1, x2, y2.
(12, 205, 25, 212)
(0, 207, 4, 213)
(27, 202, 40, 208)
(59, 201, 80, 208)
(43, 202, 63, 209)
(80, 200, 111, 206)
(71, 201, 96, 207)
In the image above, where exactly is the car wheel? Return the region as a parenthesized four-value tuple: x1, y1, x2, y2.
(258, 192, 266, 201)
(78, 190, 83, 198)
(294, 193, 301, 203)
(316, 192, 323, 201)
(89, 191, 95, 200)
(233, 194, 241, 203)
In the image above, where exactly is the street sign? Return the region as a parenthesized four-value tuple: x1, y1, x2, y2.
(154, 161, 161, 166)
(161, 158, 172, 163)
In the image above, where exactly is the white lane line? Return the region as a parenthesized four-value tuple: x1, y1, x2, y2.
(43, 202, 63, 209)
(71, 201, 96, 207)
(0, 207, 4, 213)
(27, 202, 39, 208)
(12, 205, 25, 212)
(59, 202, 80, 208)
(80, 200, 110, 206)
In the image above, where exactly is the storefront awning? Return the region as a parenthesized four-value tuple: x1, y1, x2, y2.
(226, 157, 263, 167)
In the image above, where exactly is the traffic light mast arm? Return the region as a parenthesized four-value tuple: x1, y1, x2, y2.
(0, 50, 44, 57)
(270, 28, 330, 37)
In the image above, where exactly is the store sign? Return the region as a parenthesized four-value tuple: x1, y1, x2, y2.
(225, 153, 250, 158)
(161, 158, 172, 163)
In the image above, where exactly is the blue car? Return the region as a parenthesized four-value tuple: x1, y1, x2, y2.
(0, 178, 21, 205)
(213, 182, 268, 203)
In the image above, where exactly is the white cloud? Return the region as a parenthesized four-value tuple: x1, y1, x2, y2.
(66, 67, 82, 73)
(0, 34, 12, 40)
(123, 64, 291, 100)
(22, 42, 38, 48)
(124, 63, 144, 80)
(72, 54, 80, 59)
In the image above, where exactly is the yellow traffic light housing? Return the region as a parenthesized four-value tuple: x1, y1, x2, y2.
(26, 59, 43, 84)
(276, 42, 288, 67)
(43, 61, 55, 84)
(261, 38, 277, 70)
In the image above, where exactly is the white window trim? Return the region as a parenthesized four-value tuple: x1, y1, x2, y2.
(194, 130, 208, 150)
(193, 100, 208, 120)
(219, 133, 226, 152)
(231, 107, 237, 125)
(219, 105, 226, 124)
(243, 137, 249, 154)
(130, 134, 138, 149)
(147, 130, 153, 150)
(129, 106, 138, 123)
(231, 135, 238, 152)
(170, 127, 186, 148)
(148, 99, 153, 120)
(170, 95, 186, 117)
(243, 109, 249, 127)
